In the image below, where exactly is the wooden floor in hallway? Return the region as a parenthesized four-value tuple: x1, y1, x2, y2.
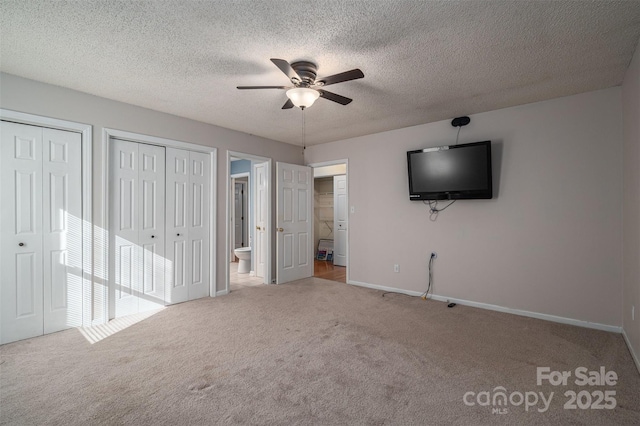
(314, 260, 346, 283)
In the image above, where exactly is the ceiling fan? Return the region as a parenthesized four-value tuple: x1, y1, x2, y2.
(237, 58, 364, 109)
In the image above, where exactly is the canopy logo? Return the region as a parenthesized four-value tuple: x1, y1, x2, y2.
(462, 366, 618, 414)
(463, 387, 553, 414)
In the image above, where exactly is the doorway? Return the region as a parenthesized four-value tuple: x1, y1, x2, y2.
(310, 161, 348, 284)
(233, 177, 248, 251)
(227, 152, 272, 292)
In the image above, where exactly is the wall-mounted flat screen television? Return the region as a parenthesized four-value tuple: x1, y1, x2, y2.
(407, 140, 492, 200)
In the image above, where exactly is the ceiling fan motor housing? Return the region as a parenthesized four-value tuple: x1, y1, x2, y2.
(290, 61, 318, 85)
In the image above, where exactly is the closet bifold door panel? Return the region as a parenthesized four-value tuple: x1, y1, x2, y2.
(109, 139, 165, 319)
(165, 148, 210, 304)
(1, 121, 82, 344)
(43, 127, 83, 333)
(165, 148, 189, 304)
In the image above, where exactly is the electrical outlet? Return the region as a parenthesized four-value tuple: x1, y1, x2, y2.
(394, 264, 400, 273)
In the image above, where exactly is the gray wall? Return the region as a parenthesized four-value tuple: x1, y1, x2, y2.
(306, 87, 624, 328)
(0, 72, 302, 322)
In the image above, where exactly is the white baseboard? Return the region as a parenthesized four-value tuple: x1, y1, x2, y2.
(216, 289, 229, 297)
(622, 329, 640, 375)
(348, 279, 424, 297)
(347, 279, 622, 333)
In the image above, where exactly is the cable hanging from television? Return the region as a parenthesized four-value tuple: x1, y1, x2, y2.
(424, 199, 457, 220)
(451, 115, 469, 145)
(429, 115, 467, 219)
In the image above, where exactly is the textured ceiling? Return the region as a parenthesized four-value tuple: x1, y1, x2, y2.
(1, 1, 639, 146)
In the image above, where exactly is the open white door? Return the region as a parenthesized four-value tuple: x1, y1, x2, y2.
(276, 162, 313, 284)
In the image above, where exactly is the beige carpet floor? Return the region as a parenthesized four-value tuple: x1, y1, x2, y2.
(1, 277, 639, 425)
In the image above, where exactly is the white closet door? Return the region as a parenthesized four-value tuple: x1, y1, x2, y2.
(42, 127, 83, 333)
(1, 122, 82, 344)
(110, 139, 165, 318)
(165, 148, 210, 304)
(187, 151, 210, 300)
(1, 122, 44, 343)
(138, 143, 165, 311)
(165, 148, 190, 304)
(110, 139, 141, 317)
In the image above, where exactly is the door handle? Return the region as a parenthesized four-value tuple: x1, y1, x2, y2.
(177, 233, 181, 236)
(151, 235, 155, 239)
(278, 228, 284, 232)
(256, 226, 261, 231)
(19, 242, 24, 247)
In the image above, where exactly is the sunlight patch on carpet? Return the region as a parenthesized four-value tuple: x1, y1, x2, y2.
(77, 308, 164, 344)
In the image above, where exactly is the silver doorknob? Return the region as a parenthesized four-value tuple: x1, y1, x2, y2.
(19, 242, 24, 247)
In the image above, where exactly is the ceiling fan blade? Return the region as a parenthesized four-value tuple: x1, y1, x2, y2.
(237, 86, 288, 90)
(282, 99, 294, 109)
(318, 89, 353, 105)
(318, 69, 364, 86)
(270, 58, 301, 82)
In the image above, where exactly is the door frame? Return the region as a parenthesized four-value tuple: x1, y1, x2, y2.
(226, 151, 272, 293)
(102, 128, 217, 321)
(0, 108, 93, 326)
(230, 172, 250, 258)
(308, 159, 349, 283)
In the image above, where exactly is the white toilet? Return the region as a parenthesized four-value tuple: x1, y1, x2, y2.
(234, 247, 251, 274)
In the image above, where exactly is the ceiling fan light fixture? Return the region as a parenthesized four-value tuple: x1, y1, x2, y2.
(286, 87, 320, 109)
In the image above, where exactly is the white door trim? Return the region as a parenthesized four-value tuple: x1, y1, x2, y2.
(333, 175, 348, 267)
(230, 172, 250, 259)
(0, 109, 92, 327)
(308, 159, 349, 283)
(102, 128, 217, 321)
(226, 151, 272, 293)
